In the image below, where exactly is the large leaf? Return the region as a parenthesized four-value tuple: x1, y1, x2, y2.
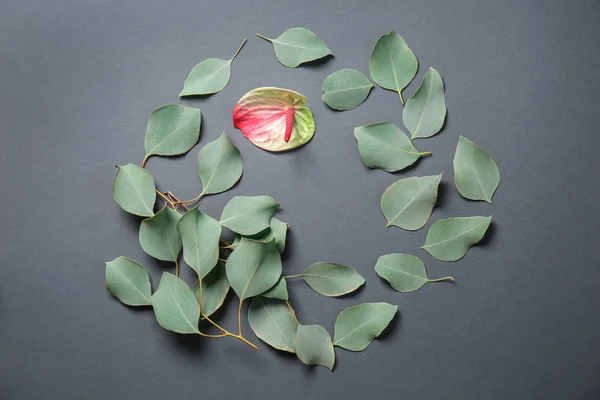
(248, 297, 298, 352)
(354, 121, 429, 172)
(256, 28, 332, 68)
(322, 69, 373, 111)
(192, 261, 230, 318)
(112, 164, 156, 217)
(180, 38, 246, 96)
(381, 174, 442, 231)
(105, 256, 152, 306)
(197, 132, 243, 196)
(220, 195, 279, 235)
(422, 216, 492, 261)
(177, 207, 221, 279)
(261, 277, 289, 300)
(139, 206, 182, 262)
(402, 67, 447, 139)
(333, 302, 398, 351)
(226, 238, 282, 300)
(296, 324, 335, 370)
(375, 253, 453, 293)
(369, 31, 418, 103)
(453, 136, 500, 203)
(296, 263, 364, 297)
(151, 272, 200, 334)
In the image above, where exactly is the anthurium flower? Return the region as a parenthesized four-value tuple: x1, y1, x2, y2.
(233, 87, 315, 152)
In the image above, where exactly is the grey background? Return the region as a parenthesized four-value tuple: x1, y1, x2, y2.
(1, 0, 599, 399)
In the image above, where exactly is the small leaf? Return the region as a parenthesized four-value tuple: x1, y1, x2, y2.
(333, 302, 397, 351)
(248, 297, 298, 352)
(381, 174, 442, 231)
(453, 136, 500, 203)
(403, 67, 447, 139)
(105, 256, 152, 306)
(296, 324, 335, 370)
(262, 277, 289, 300)
(180, 38, 246, 96)
(354, 121, 429, 172)
(197, 132, 243, 196)
(151, 272, 200, 334)
(369, 31, 418, 103)
(226, 238, 282, 300)
(245, 218, 288, 253)
(220, 195, 279, 235)
(177, 206, 221, 279)
(297, 263, 364, 297)
(112, 164, 156, 217)
(256, 28, 332, 68)
(322, 69, 373, 111)
(422, 216, 492, 261)
(375, 253, 454, 292)
(192, 262, 230, 318)
(139, 207, 182, 262)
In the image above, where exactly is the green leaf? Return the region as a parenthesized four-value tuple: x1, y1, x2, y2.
(112, 164, 156, 217)
(180, 38, 246, 96)
(243, 218, 288, 253)
(453, 136, 500, 203)
(354, 121, 430, 172)
(296, 324, 335, 370)
(177, 206, 221, 279)
(139, 207, 182, 262)
(403, 67, 447, 139)
(369, 31, 418, 103)
(197, 132, 243, 196)
(333, 302, 398, 351)
(262, 277, 289, 300)
(296, 263, 364, 297)
(143, 104, 201, 164)
(151, 272, 200, 334)
(226, 238, 282, 300)
(375, 253, 454, 293)
(105, 256, 152, 306)
(192, 261, 230, 318)
(220, 195, 280, 235)
(381, 174, 442, 231)
(256, 28, 332, 68)
(248, 297, 298, 352)
(422, 216, 492, 261)
(322, 69, 373, 111)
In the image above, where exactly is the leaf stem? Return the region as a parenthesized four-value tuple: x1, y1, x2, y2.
(165, 192, 190, 211)
(398, 90, 404, 104)
(156, 190, 178, 210)
(285, 300, 299, 324)
(231, 38, 247, 62)
(172, 191, 204, 205)
(141, 154, 151, 168)
(283, 274, 302, 279)
(255, 33, 272, 42)
(237, 299, 243, 336)
(428, 276, 454, 283)
(420, 151, 432, 157)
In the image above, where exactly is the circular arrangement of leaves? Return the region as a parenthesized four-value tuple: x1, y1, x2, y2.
(108, 28, 500, 371)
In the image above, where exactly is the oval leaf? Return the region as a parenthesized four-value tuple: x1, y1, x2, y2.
(422, 216, 492, 261)
(177, 207, 221, 279)
(296, 324, 335, 370)
(333, 302, 398, 351)
(381, 174, 442, 231)
(197, 132, 243, 196)
(192, 261, 230, 318)
(453, 136, 500, 203)
(139, 206, 182, 262)
(112, 164, 156, 217)
(403, 67, 447, 139)
(151, 272, 200, 334)
(220, 195, 279, 235)
(299, 263, 365, 297)
(354, 121, 429, 172)
(248, 297, 298, 352)
(256, 28, 332, 68)
(105, 256, 152, 306)
(262, 277, 289, 300)
(322, 69, 373, 111)
(375, 253, 453, 293)
(244, 218, 288, 253)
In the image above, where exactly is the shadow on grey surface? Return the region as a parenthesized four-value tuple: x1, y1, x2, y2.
(435, 181, 449, 211)
(476, 221, 496, 247)
(161, 328, 208, 356)
(297, 54, 333, 69)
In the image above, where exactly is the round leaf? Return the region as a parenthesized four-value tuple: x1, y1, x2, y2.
(248, 297, 298, 352)
(197, 132, 243, 196)
(244, 218, 288, 253)
(296, 324, 335, 370)
(299, 263, 365, 297)
(453, 136, 500, 203)
(257, 28, 332, 68)
(151, 272, 200, 334)
(192, 261, 230, 318)
(219, 195, 279, 235)
(177, 207, 221, 279)
(112, 164, 156, 217)
(333, 302, 398, 351)
(375, 253, 453, 292)
(139, 206, 182, 262)
(262, 277, 289, 300)
(322, 69, 373, 111)
(105, 256, 152, 306)
(422, 216, 492, 261)
(403, 67, 447, 139)
(144, 104, 201, 160)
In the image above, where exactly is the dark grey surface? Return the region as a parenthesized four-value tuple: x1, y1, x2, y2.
(1, 0, 599, 399)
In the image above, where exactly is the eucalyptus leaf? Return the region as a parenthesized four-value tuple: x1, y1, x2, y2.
(151, 272, 200, 334)
(296, 324, 335, 370)
(453, 136, 500, 203)
(248, 297, 298, 352)
(220, 195, 279, 235)
(354, 121, 430, 172)
(197, 132, 243, 196)
(112, 164, 156, 217)
(105, 256, 152, 306)
(403, 67, 447, 139)
(296, 263, 364, 297)
(262, 277, 289, 300)
(180, 38, 246, 96)
(226, 238, 282, 300)
(192, 261, 230, 318)
(241, 218, 288, 253)
(139, 206, 182, 262)
(369, 31, 418, 103)
(422, 216, 492, 261)
(177, 207, 221, 279)
(256, 28, 332, 68)
(381, 174, 442, 231)
(375, 253, 454, 293)
(322, 69, 373, 111)
(333, 302, 398, 351)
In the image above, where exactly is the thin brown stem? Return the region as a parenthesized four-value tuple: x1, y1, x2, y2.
(237, 299, 243, 336)
(165, 192, 190, 211)
(285, 300, 299, 324)
(156, 190, 177, 209)
(172, 191, 204, 205)
(141, 154, 150, 168)
(174, 259, 179, 277)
